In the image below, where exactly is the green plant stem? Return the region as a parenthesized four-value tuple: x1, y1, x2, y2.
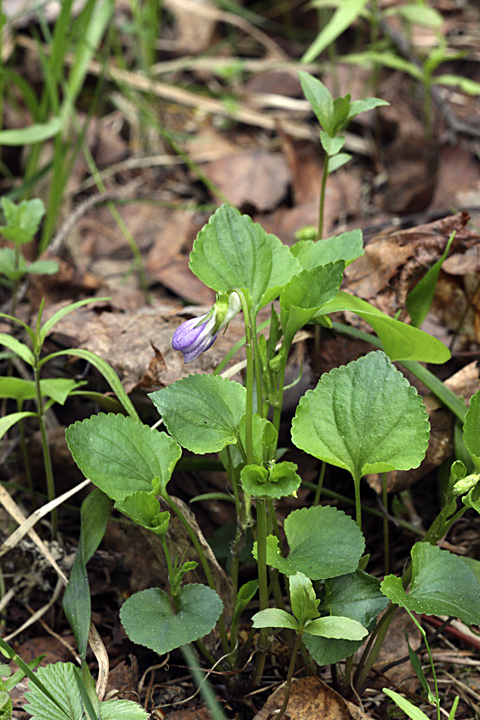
(270, 568, 286, 613)
(313, 461, 326, 506)
(317, 154, 330, 240)
(423, 504, 467, 546)
(235, 291, 254, 465)
(274, 632, 303, 720)
(354, 603, 397, 690)
(353, 473, 362, 528)
(382, 472, 389, 575)
(195, 638, 217, 667)
(33, 362, 57, 537)
(253, 498, 269, 685)
(163, 494, 230, 655)
(265, 505, 286, 613)
(343, 653, 355, 689)
(303, 480, 426, 534)
(160, 538, 174, 585)
(213, 319, 271, 376)
(414, 620, 440, 720)
(252, 314, 264, 417)
(11, 245, 21, 318)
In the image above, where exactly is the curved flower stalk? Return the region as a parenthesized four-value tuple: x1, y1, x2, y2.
(172, 290, 242, 363)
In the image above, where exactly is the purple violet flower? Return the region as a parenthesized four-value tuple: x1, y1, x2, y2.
(172, 314, 218, 363)
(172, 291, 242, 364)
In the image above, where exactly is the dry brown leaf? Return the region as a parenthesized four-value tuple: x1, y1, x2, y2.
(380, 136, 438, 214)
(104, 656, 139, 700)
(279, 137, 322, 205)
(432, 273, 480, 345)
(164, 0, 217, 53)
(443, 243, 480, 275)
(254, 676, 373, 720)
(344, 211, 480, 317)
(204, 151, 291, 211)
(430, 144, 480, 211)
(77, 203, 171, 260)
(146, 210, 214, 304)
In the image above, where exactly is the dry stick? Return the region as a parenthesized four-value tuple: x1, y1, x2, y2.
(15, 34, 315, 141)
(0, 478, 91, 558)
(150, 56, 321, 75)
(0, 483, 68, 583)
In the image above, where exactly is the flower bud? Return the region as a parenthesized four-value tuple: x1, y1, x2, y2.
(172, 290, 242, 363)
(452, 472, 480, 497)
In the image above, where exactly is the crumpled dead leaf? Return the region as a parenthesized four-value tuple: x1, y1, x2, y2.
(254, 676, 373, 720)
(344, 211, 480, 318)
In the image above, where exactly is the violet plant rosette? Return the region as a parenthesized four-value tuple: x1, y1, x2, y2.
(172, 290, 242, 363)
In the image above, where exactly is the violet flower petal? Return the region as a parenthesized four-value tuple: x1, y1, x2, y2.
(172, 315, 208, 351)
(182, 332, 218, 363)
(172, 314, 219, 363)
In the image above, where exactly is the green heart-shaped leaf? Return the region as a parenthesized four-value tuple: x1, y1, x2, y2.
(189, 204, 301, 312)
(303, 634, 362, 667)
(120, 585, 223, 654)
(149, 374, 246, 454)
(256, 505, 364, 579)
(66, 413, 181, 500)
(291, 229, 363, 269)
(324, 569, 389, 628)
(292, 351, 430, 481)
(381, 542, 480, 625)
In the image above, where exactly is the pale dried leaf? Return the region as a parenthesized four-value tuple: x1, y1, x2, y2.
(254, 676, 373, 720)
(204, 151, 291, 211)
